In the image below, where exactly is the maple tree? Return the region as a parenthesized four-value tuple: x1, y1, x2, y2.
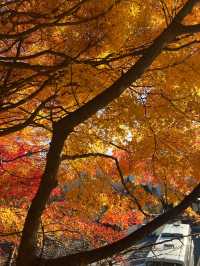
(0, 0, 200, 265)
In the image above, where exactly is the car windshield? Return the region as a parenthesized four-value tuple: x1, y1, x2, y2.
(160, 233, 183, 238)
(146, 262, 182, 266)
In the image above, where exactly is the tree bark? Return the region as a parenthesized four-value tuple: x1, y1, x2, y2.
(16, 128, 68, 266)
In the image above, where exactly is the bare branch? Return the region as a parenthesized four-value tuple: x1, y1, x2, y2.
(0, 95, 55, 136)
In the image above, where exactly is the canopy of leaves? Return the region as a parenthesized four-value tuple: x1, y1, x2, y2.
(0, 0, 200, 265)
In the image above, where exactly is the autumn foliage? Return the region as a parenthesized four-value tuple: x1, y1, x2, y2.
(0, 0, 200, 265)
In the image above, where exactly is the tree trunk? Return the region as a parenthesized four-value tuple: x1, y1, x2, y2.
(16, 129, 66, 266)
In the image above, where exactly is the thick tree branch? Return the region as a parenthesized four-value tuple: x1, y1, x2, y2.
(180, 23, 200, 34)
